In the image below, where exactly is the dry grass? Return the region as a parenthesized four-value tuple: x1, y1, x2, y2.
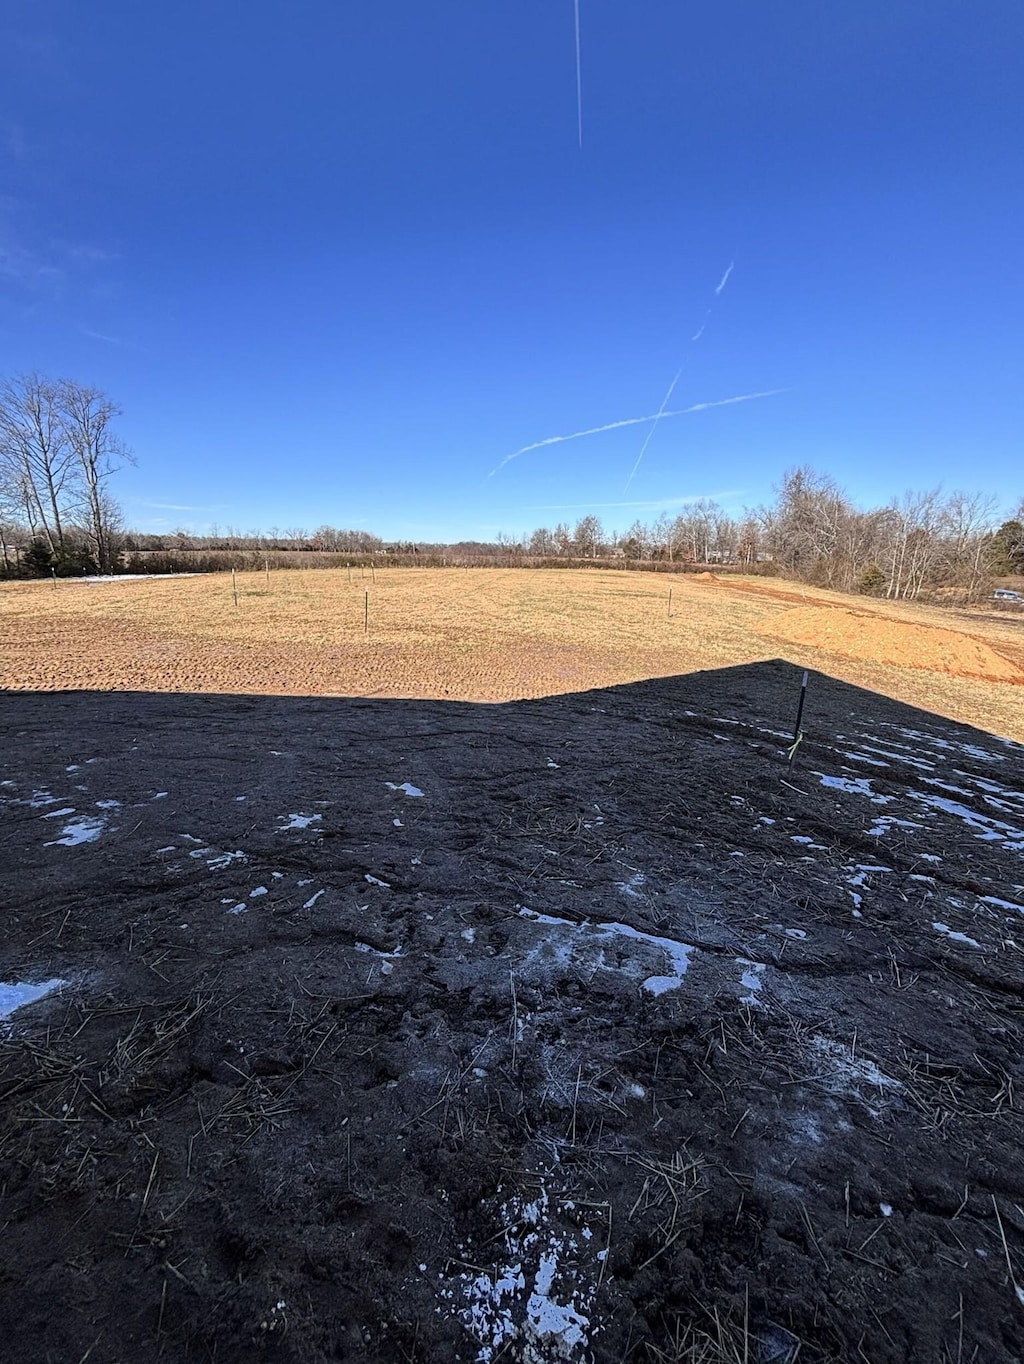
(2, 568, 1022, 739)
(646, 1302, 806, 1364)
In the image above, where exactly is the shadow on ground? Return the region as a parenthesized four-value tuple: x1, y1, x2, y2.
(2, 660, 1023, 1363)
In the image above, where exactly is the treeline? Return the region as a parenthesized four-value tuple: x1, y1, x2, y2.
(123, 470, 1024, 603)
(512, 472, 1024, 601)
(0, 374, 130, 576)
(4, 426, 1022, 604)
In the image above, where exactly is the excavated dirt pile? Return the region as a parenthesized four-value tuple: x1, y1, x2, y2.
(1, 662, 1023, 1363)
(765, 606, 1024, 683)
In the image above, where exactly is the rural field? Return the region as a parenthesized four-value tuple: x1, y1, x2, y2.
(1, 567, 1023, 739)
(2, 570, 1024, 1363)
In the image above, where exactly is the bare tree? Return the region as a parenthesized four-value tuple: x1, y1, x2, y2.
(58, 380, 133, 574)
(573, 514, 603, 558)
(528, 526, 555, 556)
(649, 512, 672, 560)
(879, 489, 944, 600)
(939, 490, 999, 601)
(622, 518, 649, 560)
(0, 374, 75, 559)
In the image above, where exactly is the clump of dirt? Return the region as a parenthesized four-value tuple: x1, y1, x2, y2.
(765, 605, 1024, 683)
(692, 570, 720, 581)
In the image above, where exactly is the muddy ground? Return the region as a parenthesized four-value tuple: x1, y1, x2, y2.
(1, 661, 1023, 1363)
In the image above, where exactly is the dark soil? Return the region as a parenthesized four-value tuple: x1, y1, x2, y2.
(1, 661, 1023, 1363)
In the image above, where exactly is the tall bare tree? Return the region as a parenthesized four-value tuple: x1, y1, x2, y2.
(0, 374, 75, 559)
(573, 514, 603, 558)
(58, 380, 133, 573)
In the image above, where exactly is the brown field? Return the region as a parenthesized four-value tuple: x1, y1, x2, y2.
(2, 567, 1023, 738)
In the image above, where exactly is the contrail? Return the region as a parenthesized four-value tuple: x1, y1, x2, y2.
(574, 0, 583, 148)
(626, 260, 736, 485)
(623, 367, 682, 492)
(488, 389, 785, 478)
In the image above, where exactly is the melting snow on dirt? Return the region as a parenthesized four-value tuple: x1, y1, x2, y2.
(279, 813, 321, 830)
(205, 850, 245, 871)
(737, 959, 765, 1005)
(517, 907, 692, 995)
(456, 1185, 596, 1363)
(817, 773, 892, 804)
(385, 782, 425, 797)
(979, 895, 1024, 916)
(908, 792, 1024, 849)
(809, 1037, 902, 1100)
(43, 815, 106, 847)
(0, 979, 66, 1020)
(933, 923, 982, 948)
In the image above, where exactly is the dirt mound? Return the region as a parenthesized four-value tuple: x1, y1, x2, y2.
(693, 570, 720, 581)
(766, 605, 1024, 682)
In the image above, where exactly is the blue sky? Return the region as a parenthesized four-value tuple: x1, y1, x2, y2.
(1, 1, 1022, 541)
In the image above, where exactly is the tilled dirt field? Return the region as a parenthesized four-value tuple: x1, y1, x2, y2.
(2, 569, 1023, 741)
(2, 662, 1023, 1362)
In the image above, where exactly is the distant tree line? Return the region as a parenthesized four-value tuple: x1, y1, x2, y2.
(118, 470, 1024, 604)
(0, 374, 131, 576)
(510, 472, 1023, 602)
(5, 421, 1021, 604)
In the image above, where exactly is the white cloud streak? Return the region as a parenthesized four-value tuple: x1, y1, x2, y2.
(574, 0, 583, 149)
(128, 498, 213, 512)
(81, 327, 150, 352)
(488, 389, 786, 478)
(623, 366, 682, 492)
(623, 260, 738, 486)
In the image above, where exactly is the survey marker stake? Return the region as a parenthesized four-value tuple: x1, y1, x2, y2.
(787, 669, 808, 766)
(364, 588, 368, 634)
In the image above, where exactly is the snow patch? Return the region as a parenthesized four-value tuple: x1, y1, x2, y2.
(817, 773, 892, 804)
(278, 813, 321, 830)
(44, 815, 105, 847)
(0, 979, 66, 1021)
(841, 750, 890, 768)
(385, 782, 424, 797)
(933, 922, 982, 949)
(517, 907, 693, 996)
(456, 1185, 597, 1363)
(737, 958, 765, 1005)
(910, 792, 1024, 848)
(808, 1037, 901, 1100)
(979, 895, 1024, 916)
(207, 850, 246, 872)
